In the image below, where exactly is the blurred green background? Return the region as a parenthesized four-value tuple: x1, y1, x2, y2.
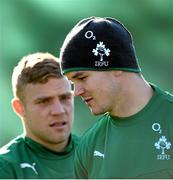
(0, 0, 173, 147)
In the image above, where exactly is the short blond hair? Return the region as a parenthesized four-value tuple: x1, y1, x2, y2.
(12, 52, 63, 102)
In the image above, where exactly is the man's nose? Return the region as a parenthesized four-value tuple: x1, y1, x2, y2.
(51, 100, 65, 115)
(74, 84, 85, 96)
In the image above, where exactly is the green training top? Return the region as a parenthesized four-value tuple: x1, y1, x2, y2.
(75, 84, 173, 179)
(0, 134, 79, 179)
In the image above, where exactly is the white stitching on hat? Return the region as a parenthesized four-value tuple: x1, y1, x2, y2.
(85, 31, 96, 40)
(92, 42, 110, 61)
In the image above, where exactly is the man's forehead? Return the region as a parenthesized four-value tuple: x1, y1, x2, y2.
(25, 77, 71, 94)
(66, 71, 88, 79)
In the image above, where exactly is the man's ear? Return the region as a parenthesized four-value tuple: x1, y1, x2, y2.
(11, 98, 26, 117)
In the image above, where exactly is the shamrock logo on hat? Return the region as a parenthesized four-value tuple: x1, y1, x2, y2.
(92, 42, 110, 61)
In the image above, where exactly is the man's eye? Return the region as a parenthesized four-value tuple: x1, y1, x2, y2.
(78, 76, 87, 80)
(61, 94, 72, 101)
(39, 99, 50, 104)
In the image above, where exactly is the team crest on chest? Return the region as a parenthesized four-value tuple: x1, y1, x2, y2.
(152, 123, 172, 160)
(155, 136, 171, 160)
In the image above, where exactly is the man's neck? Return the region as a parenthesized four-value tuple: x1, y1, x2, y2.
(110, 74, 154, 118)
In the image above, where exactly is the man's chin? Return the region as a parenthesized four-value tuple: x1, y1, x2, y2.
(90, 108, 103, 116)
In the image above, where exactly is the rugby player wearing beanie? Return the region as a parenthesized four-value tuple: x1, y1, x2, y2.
(60, 16, 173, 179)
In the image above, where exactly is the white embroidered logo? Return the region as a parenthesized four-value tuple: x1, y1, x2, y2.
(154, 136, 171, 160)
(155, 136, 171, 155)
(152, 123, 162, 134)
(93, 150, 104, 158)
(92, 42, 110, 61)
(20, 162, 38, 175)
(152, 123, 171, 160)
(85, 31, 96, 40)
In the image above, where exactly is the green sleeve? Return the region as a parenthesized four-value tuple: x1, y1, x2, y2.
(0, 159, 16, 179)
(74, 146, 88, 178)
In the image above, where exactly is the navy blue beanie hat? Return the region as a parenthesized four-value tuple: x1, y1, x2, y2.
(60, 16, 141, 74)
